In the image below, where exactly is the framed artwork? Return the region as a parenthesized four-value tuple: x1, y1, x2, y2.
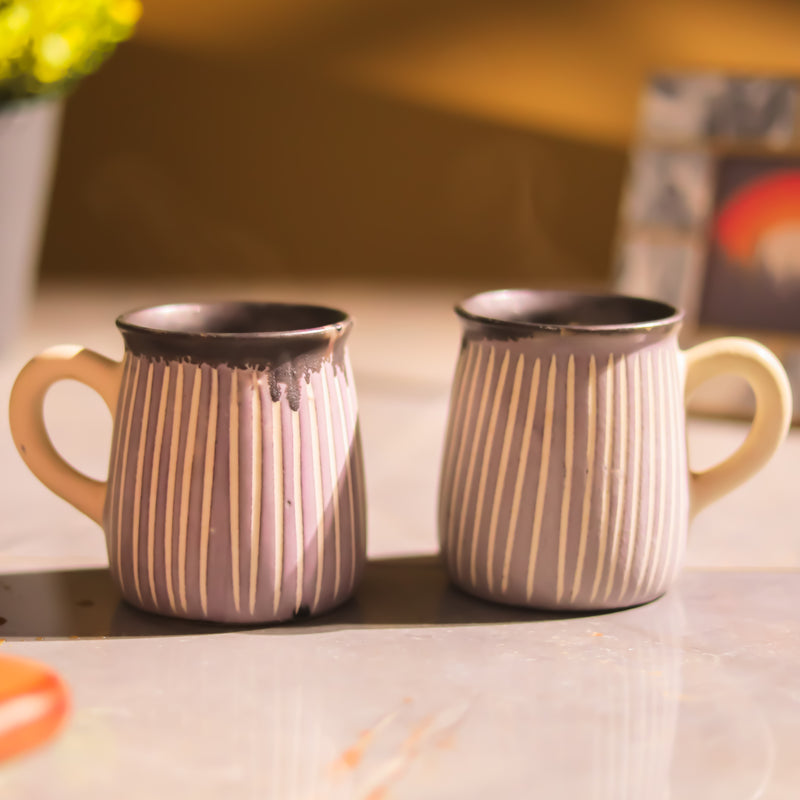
(615, 72, 800, 421)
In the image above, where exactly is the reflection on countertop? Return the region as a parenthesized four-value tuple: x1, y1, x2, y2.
(0, 562, 797, 798)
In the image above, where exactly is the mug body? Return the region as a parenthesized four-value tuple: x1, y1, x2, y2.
(103, 302, 367, 623)
(439, 290, 689, 610)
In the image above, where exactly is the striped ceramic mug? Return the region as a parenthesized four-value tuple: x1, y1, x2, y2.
(9, 302, 367, 624)
(439, 289, 792, 611)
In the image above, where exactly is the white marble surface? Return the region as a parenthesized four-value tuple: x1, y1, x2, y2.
(1, 281, 799, 798)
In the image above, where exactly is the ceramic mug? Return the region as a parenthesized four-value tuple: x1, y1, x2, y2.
(9, 302, 367, 624)
(438, 289, 792, 611)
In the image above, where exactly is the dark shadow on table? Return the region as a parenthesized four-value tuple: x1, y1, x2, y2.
(258, 555, 615, 635)
(0, 568, 233, 639)
(0, 555, 618, 639)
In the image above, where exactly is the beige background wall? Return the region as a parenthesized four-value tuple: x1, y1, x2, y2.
(39, 0, 800, 285)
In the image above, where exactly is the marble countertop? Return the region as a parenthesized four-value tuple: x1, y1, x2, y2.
(1, 281, 798, 798)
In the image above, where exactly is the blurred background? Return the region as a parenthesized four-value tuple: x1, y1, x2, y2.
(36, 0, 800, 287)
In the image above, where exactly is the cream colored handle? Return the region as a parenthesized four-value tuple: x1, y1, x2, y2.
(9, 345, 124, 526)
(684, 337, 792, 517)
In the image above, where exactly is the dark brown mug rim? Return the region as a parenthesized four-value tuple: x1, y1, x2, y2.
(116, 301, 351, 340)
(455, 289, 684, 334)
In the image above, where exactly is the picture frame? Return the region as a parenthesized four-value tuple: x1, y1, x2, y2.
(614, 72, 800, 421)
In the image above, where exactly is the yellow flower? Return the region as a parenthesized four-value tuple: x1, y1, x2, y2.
(0, 0, 141, 101)
(34, 33, 72, 84)
(109, 0, 141, 28)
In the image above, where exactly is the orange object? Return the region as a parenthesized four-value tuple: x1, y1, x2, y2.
(715, 170, 800, 265)
(0, 655, 69, 764)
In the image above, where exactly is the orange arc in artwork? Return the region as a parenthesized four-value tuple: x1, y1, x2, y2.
(715, 170, 800, 265)
(0, 655, 70, 764)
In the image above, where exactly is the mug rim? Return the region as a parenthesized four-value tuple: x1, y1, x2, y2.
(116, 301, 351, 340)
(455, 288, 684, 334)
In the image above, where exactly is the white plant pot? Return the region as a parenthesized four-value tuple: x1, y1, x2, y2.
(0, 97, 63, 352)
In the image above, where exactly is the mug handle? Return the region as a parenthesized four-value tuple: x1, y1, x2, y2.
(683, 337, 792, 518)
(9, 346, 123, 526)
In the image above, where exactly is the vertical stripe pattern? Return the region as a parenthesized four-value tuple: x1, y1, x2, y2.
(105, 354, 366, 623)
(249, 373, 263, 615)
(163, 364, 183, 613)
(112, 356, 138, 594)
(438, 338, 689, 610)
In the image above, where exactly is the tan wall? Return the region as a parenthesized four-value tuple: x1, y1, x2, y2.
(39, 0, 800, 285)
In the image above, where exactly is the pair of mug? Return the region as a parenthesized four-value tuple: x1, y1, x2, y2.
(9, 290, 792, 624)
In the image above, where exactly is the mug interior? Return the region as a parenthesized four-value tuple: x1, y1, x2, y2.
(457, 289, 681, 331)
(118, 302, 349, 336)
